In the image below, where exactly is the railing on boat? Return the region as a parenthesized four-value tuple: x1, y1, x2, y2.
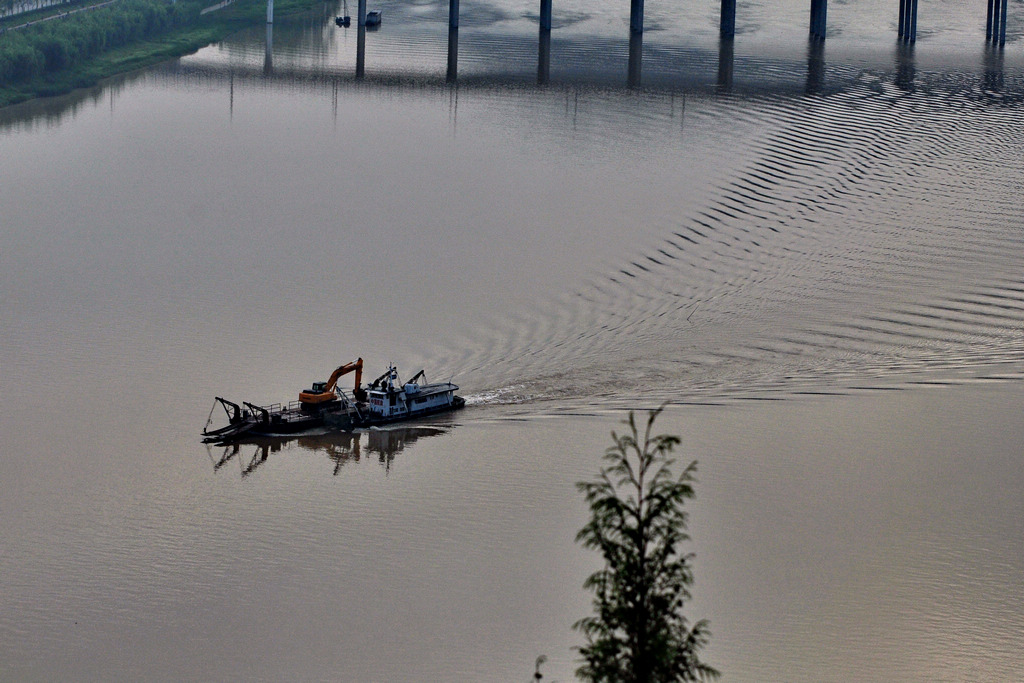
(254, 391, 357, 416)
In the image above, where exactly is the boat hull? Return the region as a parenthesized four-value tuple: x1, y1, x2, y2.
(204, 397, 464, 444)
(203, 404, 359, 444)
(325, 394, 465, 429)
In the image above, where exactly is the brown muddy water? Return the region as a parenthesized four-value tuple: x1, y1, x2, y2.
(2, 1, 1024, 680)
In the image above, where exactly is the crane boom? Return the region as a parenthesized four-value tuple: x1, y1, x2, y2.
(299, 358, 364, 405)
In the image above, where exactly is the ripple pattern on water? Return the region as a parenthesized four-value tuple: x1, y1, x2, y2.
(444, 75, 1024, 406)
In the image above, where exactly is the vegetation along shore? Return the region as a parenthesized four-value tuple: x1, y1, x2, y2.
(0, 0, 318, 107)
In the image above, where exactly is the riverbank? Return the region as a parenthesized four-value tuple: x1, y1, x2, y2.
(0, 0, 321, 107)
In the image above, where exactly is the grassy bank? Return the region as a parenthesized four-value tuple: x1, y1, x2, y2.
(0, 0, 321, 107)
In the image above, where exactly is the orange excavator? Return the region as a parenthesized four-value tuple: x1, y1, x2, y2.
(299, 358, 365, 408)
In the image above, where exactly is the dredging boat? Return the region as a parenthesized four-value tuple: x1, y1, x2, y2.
(201, 358, 464, 444)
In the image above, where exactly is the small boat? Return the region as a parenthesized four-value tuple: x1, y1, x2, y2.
(202, 359, 463, 444)
(364, 9, 381, 27)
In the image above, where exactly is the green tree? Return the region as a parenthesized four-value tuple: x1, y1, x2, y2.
(574, 408, 717, 683)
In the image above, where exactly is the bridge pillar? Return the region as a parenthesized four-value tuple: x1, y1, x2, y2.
(988, 0, 1009, 45)
(809, 0, 827, 40)
(984, 42, 1004, 92)
(910, 0, 918, 42)
(720, 0, 736, 38)
(357, 0, 366, 26)
(1001, 0, 1009, 45)
(895, 41, 915, 90)
(449, 0, 459, 28)
(266, 0, 273, 23)
(629, 0, 643, 33)
(539, 0, 552, 30)
(899, 0, 917, 42)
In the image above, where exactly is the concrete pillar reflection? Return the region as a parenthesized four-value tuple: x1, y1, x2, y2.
(984, 44, 1004, 92)
(538, 28, 551, 85)
(895, 41, 915, 91)
(356, 25, 365, 78)
(266, 0, 273, 23)
(627, 31, 642, 88)
(264, 22, 273, 74)
(717, 38, 734, 91)
(806, 38, 824, 93)
(447, 27, 459, 83)
(357, 0, 366, 26)
(449, 0, 459, 28)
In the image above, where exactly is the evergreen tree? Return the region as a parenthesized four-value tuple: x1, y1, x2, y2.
(574, 408, 717, 683)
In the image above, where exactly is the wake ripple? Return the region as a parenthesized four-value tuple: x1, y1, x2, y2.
(437, 71, 1024, 408)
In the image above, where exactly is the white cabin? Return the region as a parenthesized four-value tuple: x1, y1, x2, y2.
(364, 366, 459, 421)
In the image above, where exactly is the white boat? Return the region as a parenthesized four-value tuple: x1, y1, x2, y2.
(361, 365, 464, 423)
(202, 361, 463, 443)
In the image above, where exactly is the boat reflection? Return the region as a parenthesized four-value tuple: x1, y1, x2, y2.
(206, 424, 451, 477)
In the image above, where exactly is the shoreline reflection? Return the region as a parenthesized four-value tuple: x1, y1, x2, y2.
(4, 31, 1022, 131)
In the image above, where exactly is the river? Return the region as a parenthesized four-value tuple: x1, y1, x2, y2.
(2, 1, 1023, 680)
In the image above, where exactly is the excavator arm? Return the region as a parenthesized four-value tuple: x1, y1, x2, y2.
(299, 358, 364, 405)
(325, 358, 363, 393)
